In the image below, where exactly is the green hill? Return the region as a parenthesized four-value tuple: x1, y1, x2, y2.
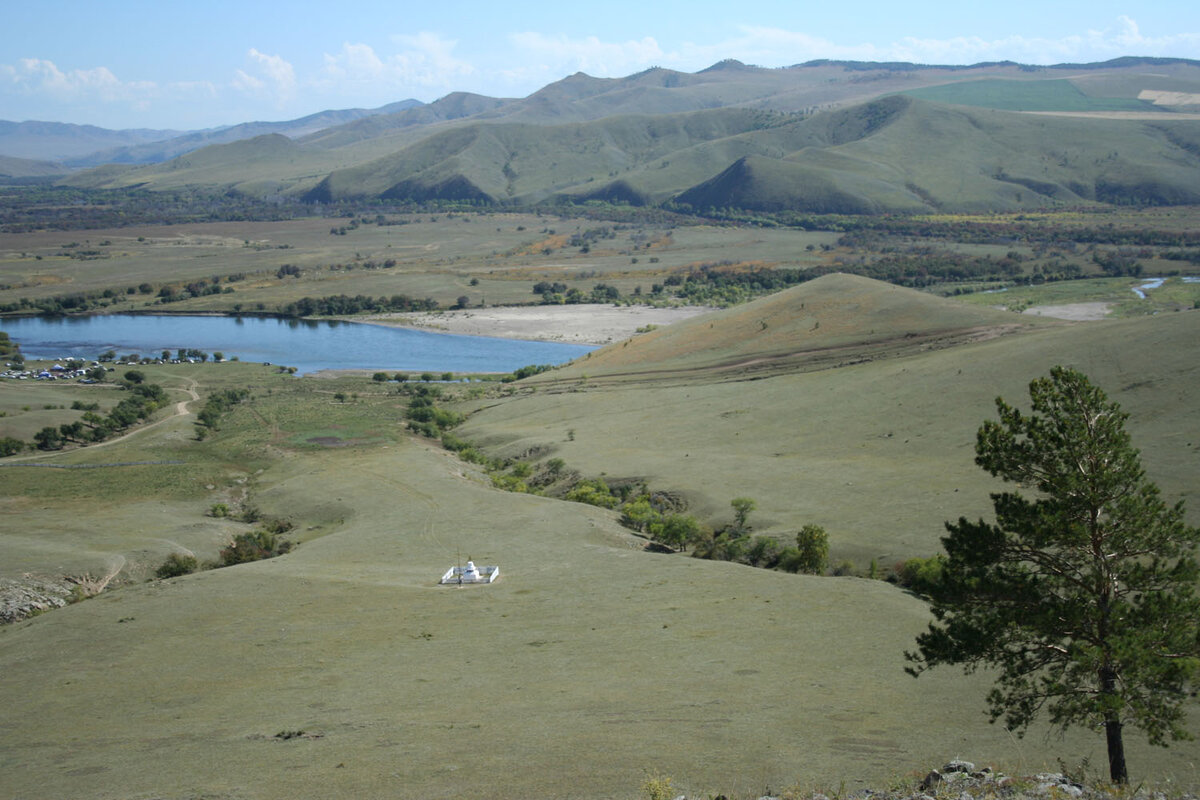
(543, 273, 1044, 380)
(0, 154, 67, 179)
(3, 280, 1199, 798)
(459, 278, 1200, 567)
(55, 58, 1200, 212)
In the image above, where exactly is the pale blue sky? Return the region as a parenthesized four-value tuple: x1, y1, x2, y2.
(3, 0, 1198, 130)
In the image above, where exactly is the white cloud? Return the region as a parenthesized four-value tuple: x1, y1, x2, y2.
(508, 32, 665, 77)
(318, 33, 474, 95)
(232, 49, 296, 107)
(0, 57, 155, 100)
(714, 18, 1200, 68)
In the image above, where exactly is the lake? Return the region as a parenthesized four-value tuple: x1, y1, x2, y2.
(0, 314, 595, 375)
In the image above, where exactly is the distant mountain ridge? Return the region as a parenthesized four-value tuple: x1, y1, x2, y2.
(17, 56, 1200, 213)
(0, 100, 424, 165)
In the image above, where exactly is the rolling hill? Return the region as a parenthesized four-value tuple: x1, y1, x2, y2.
(457, 275, 1200, 567)
(536, 272, 1046, 380)
(3, 281, 1199, 797)
(45, 57, 1200, 212)
(0, 153, 67, 180)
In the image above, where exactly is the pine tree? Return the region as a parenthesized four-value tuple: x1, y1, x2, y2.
(906, 366, 1200, 784)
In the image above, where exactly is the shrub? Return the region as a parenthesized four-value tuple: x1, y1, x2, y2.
(565, 478, 619, 509)
(794, 524, 830, 574)
(218, 530, 292, 566)
(893, 554, 947, 596)
(649, 513, 701, 552)
(156, 552, 199, 579)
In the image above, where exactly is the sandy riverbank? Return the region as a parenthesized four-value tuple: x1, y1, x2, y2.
(357, 304, 713, 346)
(1022, 302, 1113, 321)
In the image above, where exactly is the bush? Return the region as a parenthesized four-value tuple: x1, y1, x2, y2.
(565, 478, 619, 509)
(218, 530, 292, 566)
(794, 524, 830, 574)
(156, 552, 199, 579)
(893, 554, 947, 596)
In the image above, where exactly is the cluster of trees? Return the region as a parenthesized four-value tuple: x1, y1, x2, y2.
(277, 293, 438, 317)
(532, 282, 626, 305)
(0, 187, 312, 233)
(403, 384, 464, 438)
(0, 277, 243, 315)
(503, 364, 554, 382)
(21, 380, 169, 451)
(0, 331, 18, 361)
(194, 388, 250, 439)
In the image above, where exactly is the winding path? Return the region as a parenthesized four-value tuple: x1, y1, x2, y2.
(2, 377, 200, 464)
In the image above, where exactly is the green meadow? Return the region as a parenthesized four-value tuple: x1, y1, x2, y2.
(2, 269, 1199, 798)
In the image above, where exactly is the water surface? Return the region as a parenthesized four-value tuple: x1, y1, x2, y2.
(1, 314, 594, 375)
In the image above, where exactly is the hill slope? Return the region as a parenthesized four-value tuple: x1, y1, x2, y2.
(542, 273, 1049, 380)
(55, 58, 1200, 211)
(458, 281, 1200, 566)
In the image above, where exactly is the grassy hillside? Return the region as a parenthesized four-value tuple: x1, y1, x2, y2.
(676, 97, 1200, 212)
(0, 154, 66, 179)
(901, 79, 1156, 111)
(54, 59, 1200, 213)
(295, 97, 1200, 212)
(3, 359, 1196, 799)
(540, 273, 1047, 379)
(457, 278, 1200, 568)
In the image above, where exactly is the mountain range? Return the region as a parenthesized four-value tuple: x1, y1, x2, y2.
(3, 57, 1200, 214)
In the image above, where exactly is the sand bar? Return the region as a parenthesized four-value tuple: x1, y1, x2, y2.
(358, 304, 713, 346)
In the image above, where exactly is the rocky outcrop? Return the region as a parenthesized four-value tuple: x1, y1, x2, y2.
(0, 576, 76, 623)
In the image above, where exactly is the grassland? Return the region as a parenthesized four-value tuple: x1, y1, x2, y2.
(3, 207, 1199, 322)
(2, 206, 1200, 798)
(900, 79, 1156, 112)
(3, 348, 1197, 799)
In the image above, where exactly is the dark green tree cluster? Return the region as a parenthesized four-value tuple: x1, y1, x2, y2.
(29, 382, 168, 450)
(906, 367, 1200, 784)
(195, 388, 250, 438)
(403, 385, 463, 438)
(277, 293, 437, 318)
(218, 529, 293, 566)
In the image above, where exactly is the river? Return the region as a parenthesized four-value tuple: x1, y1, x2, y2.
(0, 314, 595, 375)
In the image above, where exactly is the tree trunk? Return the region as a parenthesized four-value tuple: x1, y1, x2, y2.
(1100, 664, 1128, 784)
(1105, 714, 1127, 784)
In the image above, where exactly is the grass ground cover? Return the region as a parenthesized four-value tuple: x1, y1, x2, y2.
(456, 282, 1200, 569)
(900, 79, 1155, 112)
(955, 276, 1200, 316)
(4, 435, 1195, 800)
(3, 208, 1199, 323)
(2, 280, 1198, 797)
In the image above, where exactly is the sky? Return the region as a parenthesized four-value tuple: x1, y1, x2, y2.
(2, 0, 1199, 131)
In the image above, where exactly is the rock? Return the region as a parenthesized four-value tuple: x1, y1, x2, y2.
(943, 761, 976, 775)
(0, 576, 74, 624)
(1033, 773, 1084, 797)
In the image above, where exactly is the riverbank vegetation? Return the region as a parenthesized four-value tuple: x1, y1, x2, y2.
(3, 196, 1200, 323)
